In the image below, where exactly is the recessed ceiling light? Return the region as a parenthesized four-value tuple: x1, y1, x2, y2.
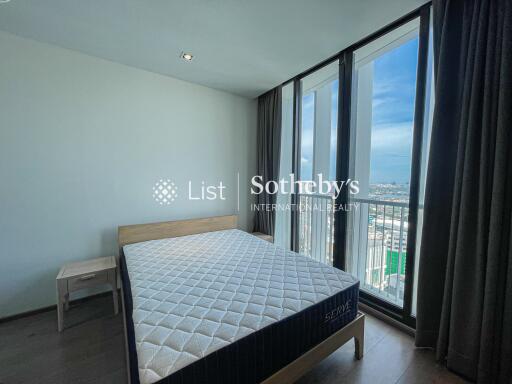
(180, 52, 194, 62)
(0, 0, 12, 3)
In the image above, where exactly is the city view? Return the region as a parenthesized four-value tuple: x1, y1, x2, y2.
(368, 182, 410, 203)
(297, 182, 410, 306)
(358, 183, 410, 305)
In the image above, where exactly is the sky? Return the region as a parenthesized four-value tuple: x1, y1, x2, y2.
(300, 36, 419, 185)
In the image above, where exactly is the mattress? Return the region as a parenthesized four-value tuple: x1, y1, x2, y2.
(121, 229, 359, 384)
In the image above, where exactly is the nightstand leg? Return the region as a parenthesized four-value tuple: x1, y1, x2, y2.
(64, 293, 70, 311)
(56, 280, 67, 332)
(110, 273, 119, 315)
(57, 301, 64, 332)
(112, 288, 119, 315)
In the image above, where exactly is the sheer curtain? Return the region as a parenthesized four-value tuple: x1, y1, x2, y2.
(274, 83, 294, 249)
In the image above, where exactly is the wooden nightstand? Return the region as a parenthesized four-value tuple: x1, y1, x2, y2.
(252, 232, 274, 243)
(56, 256, 118, 332)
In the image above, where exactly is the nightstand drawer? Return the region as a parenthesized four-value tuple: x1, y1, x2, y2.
(68, 270, 109, 291)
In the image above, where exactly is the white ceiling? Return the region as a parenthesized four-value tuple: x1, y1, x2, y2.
(0, 0, 427, 98)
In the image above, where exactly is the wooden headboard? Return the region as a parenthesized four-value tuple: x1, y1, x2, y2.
(118, 215, 238, 251)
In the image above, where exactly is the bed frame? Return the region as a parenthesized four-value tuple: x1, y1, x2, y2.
(118, 214, 365, 384)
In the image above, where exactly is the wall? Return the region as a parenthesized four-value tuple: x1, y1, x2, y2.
(0, 31, 257, 317)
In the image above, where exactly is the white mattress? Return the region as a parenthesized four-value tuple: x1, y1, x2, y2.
(123, 229, 358, 384)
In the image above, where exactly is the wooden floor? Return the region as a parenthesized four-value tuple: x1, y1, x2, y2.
(0, 295, 468, 384)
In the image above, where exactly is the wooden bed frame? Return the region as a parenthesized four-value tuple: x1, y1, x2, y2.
(118, 214, 364, 384)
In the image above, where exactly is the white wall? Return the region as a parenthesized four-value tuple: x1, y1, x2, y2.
(0, 31, 257, 317)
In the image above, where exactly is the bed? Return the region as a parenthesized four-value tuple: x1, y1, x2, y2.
(118, 215, 364, 384)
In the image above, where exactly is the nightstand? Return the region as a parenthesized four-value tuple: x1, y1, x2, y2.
(56, 256, 118, 332)
(252, 232, 274, 243)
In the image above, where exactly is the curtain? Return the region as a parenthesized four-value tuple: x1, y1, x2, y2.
(273, 83, 294, 249)
(253, 87, 282, 236)
(415, 0, 512, 383)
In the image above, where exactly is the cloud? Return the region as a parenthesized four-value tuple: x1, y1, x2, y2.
(302, 92, 315, 110)
(371, 122, 413, 152)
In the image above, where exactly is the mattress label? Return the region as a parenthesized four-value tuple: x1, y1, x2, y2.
(324, 299, 352, 323)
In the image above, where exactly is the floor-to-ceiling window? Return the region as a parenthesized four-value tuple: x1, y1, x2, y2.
(346, 19, 420, 309)
(276, 4, 432, 326)
(297, 62, 339, 265)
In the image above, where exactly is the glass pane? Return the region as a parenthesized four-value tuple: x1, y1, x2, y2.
(300, 92, 315, 181)
(346, 19, 420, 307)
(274, 82, 294, 250)
(412, 23, 434, 317)
(298, 61, 338, 265)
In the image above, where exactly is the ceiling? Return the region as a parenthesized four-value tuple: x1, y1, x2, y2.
(0, 0, 428, 98)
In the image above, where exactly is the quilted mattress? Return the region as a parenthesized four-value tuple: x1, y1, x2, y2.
(120, 229, 359, 384)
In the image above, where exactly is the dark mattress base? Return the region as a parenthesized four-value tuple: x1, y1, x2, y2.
(120, 254, 359, 384)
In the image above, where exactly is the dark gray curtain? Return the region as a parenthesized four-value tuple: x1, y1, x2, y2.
(415, 0, 512, 383)
(253, 87, 282, 236)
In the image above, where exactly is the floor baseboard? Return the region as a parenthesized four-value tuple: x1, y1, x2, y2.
(359, 302, 415, 337)
(0, 290, 120, 324)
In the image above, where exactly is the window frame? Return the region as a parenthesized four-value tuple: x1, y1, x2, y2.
(282, 3, 432, 327)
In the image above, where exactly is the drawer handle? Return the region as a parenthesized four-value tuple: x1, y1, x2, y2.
(79, 274, 97, 281)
